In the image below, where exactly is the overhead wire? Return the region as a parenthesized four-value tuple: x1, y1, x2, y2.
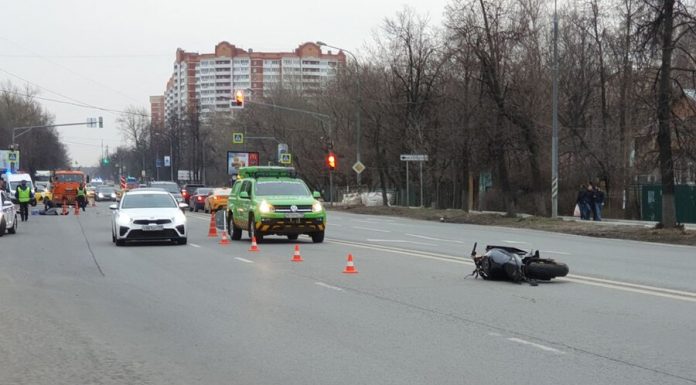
(0, 89, 150, 117)
(0, 35, 145, 104)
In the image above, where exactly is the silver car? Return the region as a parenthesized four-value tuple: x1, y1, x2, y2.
(110, 189, 188, 246)
(0, 190, 18, 236)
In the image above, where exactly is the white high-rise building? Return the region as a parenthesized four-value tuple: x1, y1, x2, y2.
(158, 41, 345, 120)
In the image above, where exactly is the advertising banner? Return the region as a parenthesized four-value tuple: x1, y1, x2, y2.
(227, 151, 259, 175)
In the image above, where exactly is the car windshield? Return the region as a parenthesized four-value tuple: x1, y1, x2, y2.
(97, 187, 115, 193)
(255, 181, 309, 196)
(55, 174, 83, 183)
(121, 193, 177, 209)
(150, 183, 180, 194)
(194, 188, 213, 195)
(10, 181, 33, 190)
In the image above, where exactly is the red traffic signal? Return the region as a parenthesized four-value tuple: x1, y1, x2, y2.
(327, 152, 336, 170)
(234, 90, 244, 107)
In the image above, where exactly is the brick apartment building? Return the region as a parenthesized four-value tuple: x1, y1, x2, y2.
(153, 41, 346, 122)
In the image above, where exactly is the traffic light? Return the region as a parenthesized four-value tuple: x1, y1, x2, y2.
(234, 90, 244, 107)
(327, 151, 336, 171)
(102, 157, 109, 165)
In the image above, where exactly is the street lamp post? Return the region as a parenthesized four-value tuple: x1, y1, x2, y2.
(316, 41, 361, 188)
(551, 0, 559, 218)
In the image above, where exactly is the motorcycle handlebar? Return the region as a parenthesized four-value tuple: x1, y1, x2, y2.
(470, 242, 477, 257)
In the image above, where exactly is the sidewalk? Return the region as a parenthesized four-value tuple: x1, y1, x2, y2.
(560, 216, 696, 230)
(468, 209, 696, 230)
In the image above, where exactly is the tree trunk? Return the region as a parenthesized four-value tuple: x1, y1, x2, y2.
(656, 0, 677, 227)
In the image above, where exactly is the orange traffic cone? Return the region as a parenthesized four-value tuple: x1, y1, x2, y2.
(291, 244, 303, 262)
(219, 229, 230, 245)
(208, 213, 218, 237)
(248, 236, 260, 252)
(342, 254, 358, 274)
(62, 199, 68, 215)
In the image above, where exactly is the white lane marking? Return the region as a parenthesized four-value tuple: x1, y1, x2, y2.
(406, 233, 447, 241)
(507, 337, 564, 354)
(543, 250, 571, 255)
(328, 239, 696, 303)
(315, 282, 344, 291)
(407, 234, 473, 245)
(503, 240, 529, 244)
(234, 257, 254, 264)
(352, 226, 391, 233)
(367, 239, 438, 247)
(189, 243, 202, 248)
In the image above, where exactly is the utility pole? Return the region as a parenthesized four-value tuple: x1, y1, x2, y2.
(551, 0, 559, 218)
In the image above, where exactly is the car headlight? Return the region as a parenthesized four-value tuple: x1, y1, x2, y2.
(259, 200, 274, 214)
(98, 193, 104, 198)
(171, 212, 186, 224)
(110, 193, 116, 198)
(312, 201, 323, 213)
(118, 213, 132, 224)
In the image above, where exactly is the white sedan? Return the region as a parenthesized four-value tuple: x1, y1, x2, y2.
(0, 190, 18, 236)
(110, 189, 188, 246)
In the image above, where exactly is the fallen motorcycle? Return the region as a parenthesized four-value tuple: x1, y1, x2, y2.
(469, 243, 569, 285)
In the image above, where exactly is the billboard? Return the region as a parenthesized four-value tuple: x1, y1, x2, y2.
(227, 151, 259, 175)
(0, 150, 20, 172)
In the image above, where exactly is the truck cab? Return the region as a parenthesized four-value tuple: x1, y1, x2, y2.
(50, 170, 87, 206)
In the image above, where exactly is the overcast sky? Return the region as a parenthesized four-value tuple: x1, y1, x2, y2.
(0, 0, 449, 166)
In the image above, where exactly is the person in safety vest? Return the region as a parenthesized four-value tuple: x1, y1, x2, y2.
(76, 182, 87, 212)
(15, 179, 34, 221)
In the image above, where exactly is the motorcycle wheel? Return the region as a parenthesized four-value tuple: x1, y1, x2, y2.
(525, 261, 569, 280)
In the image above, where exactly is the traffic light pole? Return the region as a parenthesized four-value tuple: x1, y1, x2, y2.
(329, 168, 333, 207)
(10, 120, 102, 148)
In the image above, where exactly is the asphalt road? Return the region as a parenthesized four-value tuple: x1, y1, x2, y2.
(1, 204, 695, 385)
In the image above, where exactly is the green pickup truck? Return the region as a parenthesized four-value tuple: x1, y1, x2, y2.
(226, 167, 326, 243)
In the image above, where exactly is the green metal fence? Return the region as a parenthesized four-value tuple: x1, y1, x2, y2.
(640, 184, 696, 223)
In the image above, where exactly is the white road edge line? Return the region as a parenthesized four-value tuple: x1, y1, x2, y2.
(234, 257, 254, 264)
(315, 282, 344, 291)
(189, 243, 201, 248)
(563, 277, 696, 302)
(503, 240, 529, 244)
(507, 337, 564, 354)
(352, 226, 391, 233)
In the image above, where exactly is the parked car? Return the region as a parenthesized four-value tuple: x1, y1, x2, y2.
(0, 190, 18, 236)
(205, 187, 231, 213)
(188, 187, 213, 212)
(110, 189, 188, 246)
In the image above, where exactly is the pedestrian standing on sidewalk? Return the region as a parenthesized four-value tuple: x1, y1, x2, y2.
(15, 179, 33, 221)
(593, 185, 605, 221)
(576, 184, 591, 220)
(588, 182, 598, 220)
